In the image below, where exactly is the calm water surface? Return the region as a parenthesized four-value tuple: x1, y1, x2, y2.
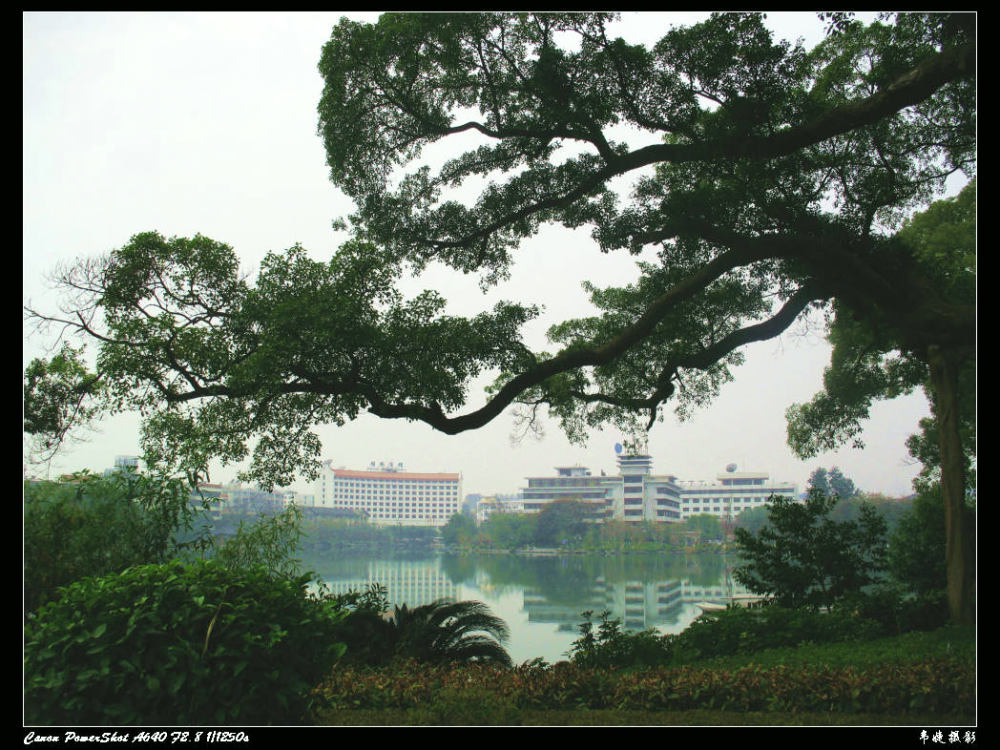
(305, 551, 749, 664)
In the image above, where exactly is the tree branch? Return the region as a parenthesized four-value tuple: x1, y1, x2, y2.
(418, 41, 975, 253)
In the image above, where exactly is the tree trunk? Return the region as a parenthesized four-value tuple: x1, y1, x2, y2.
(927, 344, 975, 625)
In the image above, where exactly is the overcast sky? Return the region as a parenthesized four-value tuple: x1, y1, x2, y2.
(24, 11, 953, 498)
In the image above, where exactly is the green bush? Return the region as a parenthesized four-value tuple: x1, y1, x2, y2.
(841, 586, 949, 635)
(315, 655, 974, 717)
(566, 599, 949, 672)
(24, 559, 347, 725)
(569, 610, 673, 669)
(674, 605, 885, 661)
(23, 473, 211, 613)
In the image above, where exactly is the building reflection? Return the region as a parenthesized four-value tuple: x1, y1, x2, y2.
(318, 556, 754, 635)
(521, 577, 754, 631)
(321, 559, 460, 608)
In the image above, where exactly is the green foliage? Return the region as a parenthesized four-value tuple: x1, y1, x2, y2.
(26, 13, 975, 494)
(685, 513, 724, 542)
(569, 610, 672, 669)
(675, 605, 884, 662)
(733, 491, 888, 610)
(24, 559, 348, 725)
(404, 685, 522, 725)
(23, 472, 212, 613)
(733, 505, 771, 535)
(26, 233, 538, 488)
(566, 598, 957, 674)
(480, 511, 537, 550)
(23, 344, 105, 465)
(807, 466, 858, 498)
(888, 485, 965, 596)
(331, 594, 512, 668)
(533, 499, 600, 547)
(315, 650, 974, 717)
(843, 493, 912, 534)
(24, 469, 311, 615)
(787, 180, 976, 472)
(839, 586, 949, 635)
(211, 503, 305, 580)
(391, 599, 513, 667)
(300, 516, 438, 553)
(441, 512, 478, 547)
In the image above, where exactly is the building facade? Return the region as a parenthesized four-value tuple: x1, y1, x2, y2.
(313, 460, 461, 527)
(520, 451, 795, 525)
(676, 465, 798, 523)
(520, 451, 684, 524)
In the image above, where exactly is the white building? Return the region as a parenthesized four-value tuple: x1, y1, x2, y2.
(313, 460, 461, 527)
(520, 450, 684, 524)
(520, 450, 796, 525)
(676, 464, 798, 523)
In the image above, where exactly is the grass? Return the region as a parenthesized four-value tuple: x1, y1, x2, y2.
(313, 625, 975, 726)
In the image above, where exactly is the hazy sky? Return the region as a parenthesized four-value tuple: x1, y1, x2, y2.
(23, 11, 951, 498)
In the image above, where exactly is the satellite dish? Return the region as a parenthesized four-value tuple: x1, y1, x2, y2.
(614, 442, 623, 454)
(726, 463, 738, 473)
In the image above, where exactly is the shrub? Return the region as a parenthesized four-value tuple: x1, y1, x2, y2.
(314, 656, 974, 717)
(23, 473, 211, 613)
(24, 559, 347, 725)
(569, 610, 673, 669)
(672, 605, 885, 661)
(841, 586, 949, 635)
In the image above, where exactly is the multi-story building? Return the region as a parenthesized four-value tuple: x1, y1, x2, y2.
(519, 451, 795, 525)
(608, 452, 684, 523)
(313, 460, 461, 527)
(522, 465, 617, 520)
(676, 464, 798, 523)
(520, 449, 683, 524)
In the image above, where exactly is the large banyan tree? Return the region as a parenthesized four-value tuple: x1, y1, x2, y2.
(25, 13, 975, 621)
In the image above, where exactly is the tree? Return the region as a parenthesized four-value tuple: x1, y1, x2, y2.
(24, 468, 310, 615)
(441, 511, 479, 547)
(807, 466, 858, 499)
(888, 484, 969, 596)
(333, 596, 513, 668)
(787, 179, 976, 623)
(685, 512, 724, 542)
(734, 505, 771, 536)
(24, 12, 975, 621)
(733, 490, 888, 611)
(533, 498, 600, 546)
(23, 344, 105, 469)
(481, 511, 537, 550)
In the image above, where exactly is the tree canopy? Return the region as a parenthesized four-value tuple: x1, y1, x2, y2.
(24, 12, 975, 619)
(733, 490, 888, 611)
(806, 466, 859, 499)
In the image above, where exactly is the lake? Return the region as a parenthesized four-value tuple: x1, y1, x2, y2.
(302, 550, 749, 664)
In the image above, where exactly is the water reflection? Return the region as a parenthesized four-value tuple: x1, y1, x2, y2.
(305, 551, 750, 664)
